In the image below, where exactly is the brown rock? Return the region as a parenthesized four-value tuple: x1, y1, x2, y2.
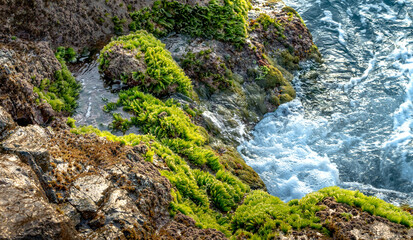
(0, 154, 78, 239)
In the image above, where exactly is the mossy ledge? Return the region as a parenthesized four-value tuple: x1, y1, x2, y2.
(33, 47, 81, 114)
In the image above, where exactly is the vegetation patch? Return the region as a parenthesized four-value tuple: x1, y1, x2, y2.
(232, 187, 413, 238)
(99, 31, 193, 97)
(112, 16, 126, 35)
(129, 0, 251, 47)
(180, 49, 239, 97)
(70, 123, 249, 233)
(33, 49, 81, 113)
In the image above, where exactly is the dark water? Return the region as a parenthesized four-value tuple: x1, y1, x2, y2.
(239, 0, 413, 204)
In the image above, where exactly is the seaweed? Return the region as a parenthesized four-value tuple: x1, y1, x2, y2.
(129, 0, 251, 48)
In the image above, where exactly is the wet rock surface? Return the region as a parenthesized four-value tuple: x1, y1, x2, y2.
(0, 106, 15, 140)
(0, 0, 210, 49)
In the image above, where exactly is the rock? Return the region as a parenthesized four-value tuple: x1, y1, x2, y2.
(0, 106, 15, 140)
(69, 175, 110, 219)
(101, 44, 147, 82)
(99, 189, 145, 232)
(0, 39, 61, 125)
(2, 125, 51, 172)
(60, 203, 82, 227)
(159, 213, 227, 239)
(0, 154, 77, 239)
(315, 197, 413, 239)
(41, 130, 223, 239)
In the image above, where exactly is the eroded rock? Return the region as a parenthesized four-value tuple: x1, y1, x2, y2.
(2, 124, 51, 171)
(0, 106, 15, 140)
(315, 197, 413, 239)
(0, 154, 77, 239)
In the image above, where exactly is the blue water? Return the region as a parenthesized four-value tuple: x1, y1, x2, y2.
(239, 0, 413, 204)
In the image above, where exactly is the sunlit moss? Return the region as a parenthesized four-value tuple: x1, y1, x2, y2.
(33, 52, 81, 113)
(99, 31, 193, 97)
(129, 0, 251, 47)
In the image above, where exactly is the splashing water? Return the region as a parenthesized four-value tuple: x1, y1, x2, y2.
(239, 0, 413, 204)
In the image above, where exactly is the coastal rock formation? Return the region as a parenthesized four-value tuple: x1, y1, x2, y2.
(0, 106, 227, 239)
(1, 0, 412, 239)
(0, 38, 60, 125)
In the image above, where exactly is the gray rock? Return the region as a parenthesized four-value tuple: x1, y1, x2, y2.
(1, 125, 51, 171)
(101, 189, 146, 227)
(60, 203, 82, 227)
(0, 154, 77, 239)
(69, 175, 110, 219)
(0, 106, 15, 140)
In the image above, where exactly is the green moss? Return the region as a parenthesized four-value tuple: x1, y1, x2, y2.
(129, 0, 251, 47)
(99, 31, 193, 97)
(256, 65, 290, 90)
(180, 49, 240, 97)
(217, 146, 266, 190)
(232, 190, 323, 238)
(249, 13, 285, 40)
(317, 187, 413, 227)
(280, 50, 300, 70)
(112, 88, 206, 143)
(56, 46, 77, 63)
(33, 54, 81, 113)
(232, 186, 413, 238)
(66, 117, 76, 128)
(282, 6, 307, 27)
(112, 16, 126, 35)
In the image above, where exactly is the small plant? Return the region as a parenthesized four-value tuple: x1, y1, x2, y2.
(66, 117, 76, 128)
(112, 16, 125, 35)
(56, 46, 77, 63)
(340, 212, 353, 221)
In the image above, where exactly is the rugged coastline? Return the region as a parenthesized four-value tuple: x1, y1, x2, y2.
(0, 0, 412, 239)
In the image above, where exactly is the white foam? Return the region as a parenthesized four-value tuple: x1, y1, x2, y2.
(343, 55, 377, 91)
(238, 100, 339, 202)
(382, 38, 413, 184)
(320, 10, 347, 45)
(338, 23, 347, 45)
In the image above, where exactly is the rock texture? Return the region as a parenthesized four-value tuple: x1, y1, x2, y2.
(0, 38, 60, 125)
(316, 197, 413, 240)
(0, 0, 210, 49)
(0, 153, 78, 239)
(0, 106, 228, 239)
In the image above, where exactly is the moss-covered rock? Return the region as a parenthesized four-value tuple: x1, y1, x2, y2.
(33, 52, 81, 113)
(129, 0, 251, 47)
(99, 31, 194, 97)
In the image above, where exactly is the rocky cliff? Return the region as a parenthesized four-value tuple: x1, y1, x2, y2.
(0, 0, 412, 239)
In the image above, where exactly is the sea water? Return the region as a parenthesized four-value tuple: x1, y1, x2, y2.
(239, 0, 413, 204)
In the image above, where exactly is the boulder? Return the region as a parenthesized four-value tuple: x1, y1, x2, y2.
(0, 154, 77, 239)
(2, 125, 51, 172)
